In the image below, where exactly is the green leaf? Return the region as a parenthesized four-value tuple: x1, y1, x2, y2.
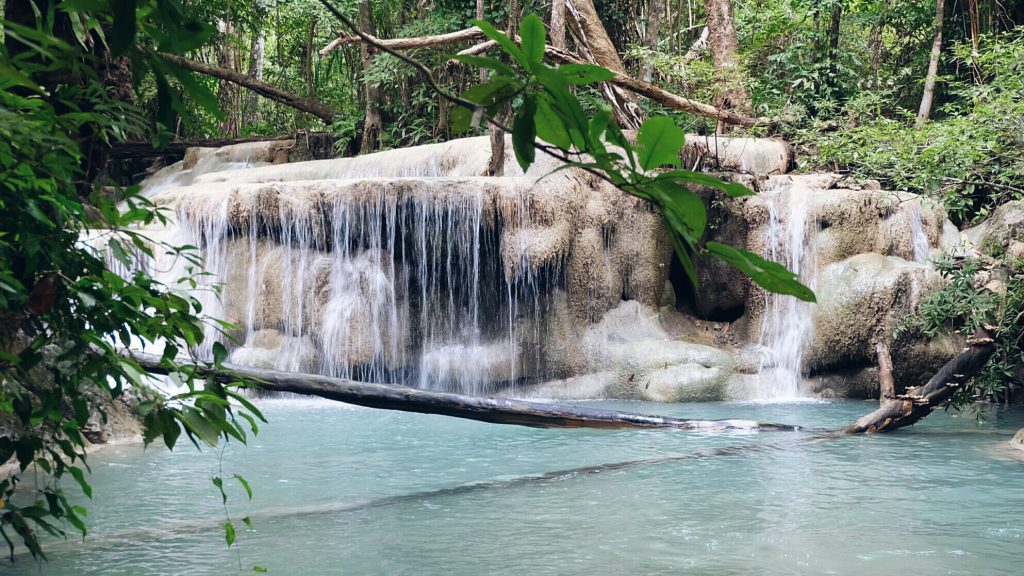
(212, 341, 228, 366)
(705, 242, 816, 302)
(512, 96, 537, 172)
(556, 63, 615, 85)
(108, 0, 136, 57)
(656, 170, 755, 198)
(234, 474, 253, 500)
(224, 521, 236, 546)
(470, 19, 526, 68)
(650, 180, 707, 239)
(450, 54, 515, 77)
(534, 95, 571, 149)
(520, 14, 546, 65)
(532, 64, 589, 149)
(160, 408, 180, 450)
(636, 117, 684, 171)
(68, 466, 92, 498)
(177, 407, 220, 447)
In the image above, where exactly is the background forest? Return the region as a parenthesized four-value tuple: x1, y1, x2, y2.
(159, 0, 1024, 224)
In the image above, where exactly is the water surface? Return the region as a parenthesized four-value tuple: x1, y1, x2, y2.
(9, 400, 1024, 575)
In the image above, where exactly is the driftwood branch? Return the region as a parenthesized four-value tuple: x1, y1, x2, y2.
(846, 329, 996, 434)
(132, 353, 797, 432)
(320, 26, 485, 57)
(876, 341, 895, 405)
(159, 53, 338, 123)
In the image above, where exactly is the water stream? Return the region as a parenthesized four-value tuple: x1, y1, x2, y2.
(11, 400, 1024, 575)
(757, 183, 817, 400)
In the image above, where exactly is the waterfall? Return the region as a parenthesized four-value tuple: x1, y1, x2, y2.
(756, 183, 817, 400)
(907, 203, 931, 264)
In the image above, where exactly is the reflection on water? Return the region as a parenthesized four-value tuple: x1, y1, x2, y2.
(9, 401, 1024, 575)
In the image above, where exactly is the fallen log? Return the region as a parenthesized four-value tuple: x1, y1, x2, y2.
(132, 353, 798, 432)
(158, 53, 338, 123)
(319, 26, 485, 57)
(846, 328, 996, 434)
(450, 41, 771, 127)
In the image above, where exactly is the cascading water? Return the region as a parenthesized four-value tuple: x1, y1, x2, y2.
(907, 203, 931, 264)
(140, 139, 585, 396)
(757, 183, 818, 400)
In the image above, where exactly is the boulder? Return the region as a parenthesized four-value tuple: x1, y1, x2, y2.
(806, 253, 945, 377)
(682, 135, 794, 176)
(1011, 428, 1024, 452)
(963, 200, 1024, 255)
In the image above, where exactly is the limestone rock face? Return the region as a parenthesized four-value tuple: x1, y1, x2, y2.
(149, 136, 673, 389)
(518, 301, 736, 401)
(806, 253, 942, 373)
(963, 200, 1024, 253)
(1012, 428, 1024, 451)
(682, 135, 794, 176)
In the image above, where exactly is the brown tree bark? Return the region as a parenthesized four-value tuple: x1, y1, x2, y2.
(876, 341, 895, 405)
(703, 0, 750, 131)
(916, 0, 945, 128)
(359, 0, 382, 154)
(159, 53, 338, 122)
(565, 0, 645, 129)
(846, 329, 996, 434)
(487, 0, 520, 177)
(826, 0, 842, 91)
(242, 29, 266, 129)
(132, 353, 798, 431)
(642, 0, 665, 82)
(302, 16, 318, 98)
(320, 27, 485, 57)
(216, 20, 242, 137)
(550, 0, 568, 50)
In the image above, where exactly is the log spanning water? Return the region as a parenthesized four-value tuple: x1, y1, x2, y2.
(133, 353, 799, 432)
(136, 325, 995, 434)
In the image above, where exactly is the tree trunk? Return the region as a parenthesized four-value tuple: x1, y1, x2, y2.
(846, 329, 995, 433)
(916, 0, 945, 129)
(642, 0, 665, 82)
(159, 53, 338, 122)
(302, 16, 318, 98)
(132, 353, 797, 432)
(487, 0, 520, 177)
(550, 0, 568, 50)
(703, 0, 750, 131)
(876, 341, 895, 405)
(359, 0, 382, 154)
(216, 20, 241, 137)
(242, 29, 266, 129)
(826, 0, 842, 93)
(565, 0, 644, 129)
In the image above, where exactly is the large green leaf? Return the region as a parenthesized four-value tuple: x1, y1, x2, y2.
(556, 63, 615, 85)
(519, 14, 546, 65)
(512, 95, 537, 172)
(650, 180, 707, 239)
(705, 242, 816, 301)
(470, 19, 526, 68)
(656, 169, 755, 198)
(534, 95, 571, 149)
(636, 117, 684, 171)
(450, 54, 515, 77)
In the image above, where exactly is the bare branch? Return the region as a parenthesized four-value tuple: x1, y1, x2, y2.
(320, 26, 485, 57)
(159, 53, 338, 122)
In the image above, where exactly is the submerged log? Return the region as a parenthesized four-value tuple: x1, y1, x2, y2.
(846, 329, 996, 434)
(132, 353, 797, 432)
